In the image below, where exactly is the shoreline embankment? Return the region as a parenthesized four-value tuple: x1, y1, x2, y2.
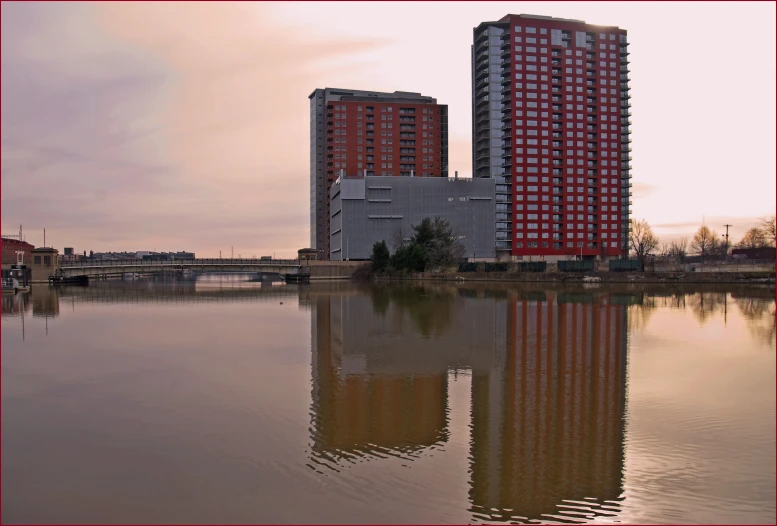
(367, 271, 776, 285)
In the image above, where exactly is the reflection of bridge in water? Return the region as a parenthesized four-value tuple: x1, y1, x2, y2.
(54, 282, 301, 306)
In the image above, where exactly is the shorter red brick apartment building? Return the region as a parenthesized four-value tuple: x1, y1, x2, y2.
(1, 237, 35, 266)
(309, 88, 449, 259)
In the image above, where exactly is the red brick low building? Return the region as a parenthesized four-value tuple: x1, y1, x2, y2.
(1, 238, 35, 265)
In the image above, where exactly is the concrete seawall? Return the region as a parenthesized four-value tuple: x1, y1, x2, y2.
(373, 271, 776, 285)
(303, 261, 363, 280)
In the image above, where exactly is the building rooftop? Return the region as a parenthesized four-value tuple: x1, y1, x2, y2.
(476, 13, 624, 32)
(309, 88, 438, 104)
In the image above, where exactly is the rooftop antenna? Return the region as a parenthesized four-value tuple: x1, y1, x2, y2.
(44, 228, 46, 248)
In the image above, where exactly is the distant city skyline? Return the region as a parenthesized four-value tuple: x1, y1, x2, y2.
(2, 2, 775, 257)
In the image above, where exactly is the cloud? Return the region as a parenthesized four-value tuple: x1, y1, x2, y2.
(632, 182, 657, 199)
(1, 2, 385, 256)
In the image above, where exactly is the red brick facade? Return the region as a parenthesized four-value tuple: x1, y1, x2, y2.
(1, 238, 35, 265)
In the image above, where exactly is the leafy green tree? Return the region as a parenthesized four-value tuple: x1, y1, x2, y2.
(391, 243, 427, 272)
(411, 217, 466, 268)
(370, 240, 390, 272)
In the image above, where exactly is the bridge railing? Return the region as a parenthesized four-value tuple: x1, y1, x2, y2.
(60, 258, 304, 268)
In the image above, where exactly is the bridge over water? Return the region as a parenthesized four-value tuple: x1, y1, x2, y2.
(58, 258, 306, 279)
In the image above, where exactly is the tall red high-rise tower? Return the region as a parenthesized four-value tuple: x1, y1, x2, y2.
(472, 14, 632, 260)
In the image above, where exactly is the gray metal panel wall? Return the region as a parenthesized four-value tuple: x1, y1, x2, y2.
(310, 90, 326, 251)
(330, 177, 496, 261)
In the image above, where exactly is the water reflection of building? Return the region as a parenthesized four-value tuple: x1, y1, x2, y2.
(309, 286, 629, 521)
(2, 287, 60, 317)
(31, 286, 60, 317)
(309, 293, 453, 471)
(469, 295, 627, 523)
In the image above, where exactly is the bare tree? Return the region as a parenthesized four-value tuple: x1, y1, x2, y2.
(691, 225, 718, 263)
(760, 215, 776, 247)
(629, 218, 660, 261)
(738, 227, 768, 249)
(390, 226, 407, 252)
(668, 238, 689, 262)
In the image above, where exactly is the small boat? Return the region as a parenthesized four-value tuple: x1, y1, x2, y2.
(49, 274, 89, 285)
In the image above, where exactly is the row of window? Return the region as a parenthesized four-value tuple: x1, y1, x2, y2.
(515, 204, 620, 212)
(516, 176, 621, 185)
(513, 47, 622, 61)
(513, 26, 622, 41)
(515, 241, 622, 249)
(515, 213, 622, 221)
(515, 158, 621, 167)
(515, 223, 622, 230)
(511, 165, 623, 175)
(515, 185, 621, 194)
(333, 114, 435, 122)
(515, 232, 620, 239)
(335, 162, 434, 170)
(516, 115, 622, 127)
(515, 54, 624, 70)
(512, 37, 623, 52)
(332, 130, 436, 138)
(513, 167, 622, 176)
(333, 121, 436, 129)
(501, 96, 628, 110)
(331, 105, 436, 113)
(515, 149, 621, 158)
(514, 123, 624, 134)
(515, 107, 623, 116)
(515, 194, 623, 203)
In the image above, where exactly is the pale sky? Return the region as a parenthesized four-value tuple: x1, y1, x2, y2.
(2, 1, 775, 257)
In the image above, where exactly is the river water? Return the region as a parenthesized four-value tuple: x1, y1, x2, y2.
(2, 279, 775, 524)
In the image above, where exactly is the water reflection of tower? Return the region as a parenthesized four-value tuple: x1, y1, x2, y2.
(32, 286, 60, 318)
(309, 293, 450, 472)
(469, 292, 628, 523)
